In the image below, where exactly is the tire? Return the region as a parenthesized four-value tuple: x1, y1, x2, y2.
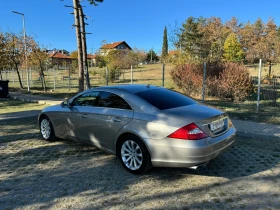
(39, 116, 56, 141)
(117, 134, 152, 174)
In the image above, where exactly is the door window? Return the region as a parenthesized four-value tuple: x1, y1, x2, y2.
(72, 91, 99, 106)
(97, 92, 131, 110)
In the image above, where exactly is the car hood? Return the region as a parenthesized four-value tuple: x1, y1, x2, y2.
(163, 103, 224, 122)
(41, 104, 61, 112)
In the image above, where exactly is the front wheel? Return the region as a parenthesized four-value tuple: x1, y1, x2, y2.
(39, 116, 56, 141)
(118, 135, 152, 174)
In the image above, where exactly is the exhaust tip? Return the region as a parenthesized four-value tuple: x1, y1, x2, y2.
(189, 162, 208, 170)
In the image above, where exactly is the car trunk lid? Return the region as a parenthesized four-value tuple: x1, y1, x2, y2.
(163, 103, 229, 137)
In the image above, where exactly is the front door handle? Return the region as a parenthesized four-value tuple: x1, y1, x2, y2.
(112, 117, 122, 122)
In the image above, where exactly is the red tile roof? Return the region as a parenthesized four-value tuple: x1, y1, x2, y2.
(101, 41, 123, 49)
(49, 52, 72, 59)
(87, 54, 96, 59)
(168, 50, 179, 55)
(101, 41, 132, 50)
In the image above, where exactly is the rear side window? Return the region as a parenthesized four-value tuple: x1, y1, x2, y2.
(136, 89, 196, 110)
(97, 92, 132, 110)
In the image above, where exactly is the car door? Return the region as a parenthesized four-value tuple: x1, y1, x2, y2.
(82, 91, 134, 153)
(67, 91, 100, 143)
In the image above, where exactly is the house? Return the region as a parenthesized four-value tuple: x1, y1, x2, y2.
(87, 54, 97, 67)
(99, 41, 132, 56)
(48, 51, 72, 68)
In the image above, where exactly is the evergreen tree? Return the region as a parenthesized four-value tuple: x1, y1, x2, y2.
(161, 26, 168, 60)
(223, 33, 244, 62)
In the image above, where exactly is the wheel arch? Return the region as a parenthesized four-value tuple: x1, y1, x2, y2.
(115, 132, 152, 159)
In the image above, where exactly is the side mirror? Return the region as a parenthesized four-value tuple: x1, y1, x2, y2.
(61, 100, 69, 107)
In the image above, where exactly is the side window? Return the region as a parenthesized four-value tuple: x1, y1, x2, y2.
(72, 91, 99, 107)
(97, 92, 132, 110)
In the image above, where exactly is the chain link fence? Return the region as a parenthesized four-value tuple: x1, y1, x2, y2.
(2, 62, 279, 109)
(1, 64, 169, 91)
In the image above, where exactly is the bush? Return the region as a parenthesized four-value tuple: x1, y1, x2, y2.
(210, 62, 253, 102)
(171, 63, 204, 96)
(171, 62, 253, 102)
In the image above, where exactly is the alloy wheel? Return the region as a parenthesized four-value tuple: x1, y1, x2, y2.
(121, 140, 143, 170)
(41, 119, 51, 139)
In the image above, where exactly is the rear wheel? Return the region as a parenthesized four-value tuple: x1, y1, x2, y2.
(39, 116, 56, 141)
(118, 134, 152, 174)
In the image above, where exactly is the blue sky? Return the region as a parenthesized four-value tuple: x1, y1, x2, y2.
(0, 0, 279, 55)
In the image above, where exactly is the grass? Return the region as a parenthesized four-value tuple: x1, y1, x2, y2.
(0, 99, 48, 114)
(246, 63, 280, 77)
(206, 100, 280, 124)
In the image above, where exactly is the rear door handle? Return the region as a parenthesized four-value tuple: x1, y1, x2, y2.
(77, 114, 88, 118)
(113, 117, 122, 122)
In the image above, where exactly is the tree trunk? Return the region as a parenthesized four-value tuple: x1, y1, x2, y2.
(79, 4, 90, 89)
(0, 71, 2, 80)
(15, 64, 24, 89)
(73, 0, 84, 92)
(39, 65, 47, 92)
(268, 60, 272, 77)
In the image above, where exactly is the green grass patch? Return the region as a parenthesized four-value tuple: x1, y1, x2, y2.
(206, 100, 280, 124)
(0, 99, 48, 114)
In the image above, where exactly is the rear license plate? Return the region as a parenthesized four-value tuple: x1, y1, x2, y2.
(210, 119, 224, 131)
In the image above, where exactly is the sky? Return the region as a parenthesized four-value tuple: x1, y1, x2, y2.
(1, 0, 280, 55)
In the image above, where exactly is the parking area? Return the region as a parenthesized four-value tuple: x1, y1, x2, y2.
(0, 117, 280, 210)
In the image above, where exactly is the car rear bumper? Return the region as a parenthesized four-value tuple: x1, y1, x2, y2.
(145, 127, 236, 168)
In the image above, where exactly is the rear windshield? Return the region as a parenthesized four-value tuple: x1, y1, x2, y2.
(136, 88, 196, 110)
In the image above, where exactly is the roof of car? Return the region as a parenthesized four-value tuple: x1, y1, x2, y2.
(94, 84, 161, 93)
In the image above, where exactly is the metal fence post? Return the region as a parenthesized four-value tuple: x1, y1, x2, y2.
(30, 68, 32, 88)
(257, 59, 262, 112)
(131, 65, 133, 84)
(162, 64, 165, 87)
(106, 66, 108, 86)
(54, 67, 56, 91)
(68, 65, 71, 90)
(27, 68, 30, 92)
(26, 69, 28, 87)
(202, 62, 206, 102)
(13, 70, 15, 86)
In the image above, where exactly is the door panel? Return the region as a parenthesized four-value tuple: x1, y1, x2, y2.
(83, 108, 133, 152)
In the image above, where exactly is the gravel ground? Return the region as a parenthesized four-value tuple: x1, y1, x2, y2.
(0, 117, 280, 210)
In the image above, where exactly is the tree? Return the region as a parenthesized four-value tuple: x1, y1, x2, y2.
(177, 17, 206, 62)
(146, 49, 158, 63)
(161, 26, 168, 61)
(70, 50, 78, 73)
(2, 32, 25, 89)
(223, 33, 244, 62)
(28, 43, 49, 92)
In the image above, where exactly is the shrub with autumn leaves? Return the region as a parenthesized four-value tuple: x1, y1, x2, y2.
(171, 62, 253, 102)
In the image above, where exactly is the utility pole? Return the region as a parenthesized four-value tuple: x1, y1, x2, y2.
(12, 11, 30, 92)
(66, 0, 103, 92)
(72, 0, 84, 92)
(78, 3, 90, 89)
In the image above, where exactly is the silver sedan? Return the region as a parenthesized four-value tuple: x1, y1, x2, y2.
(39, 85, 236, 174)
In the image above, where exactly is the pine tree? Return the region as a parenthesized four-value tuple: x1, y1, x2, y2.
(161, 26, 168, 60)
(223, 33, 244, 62)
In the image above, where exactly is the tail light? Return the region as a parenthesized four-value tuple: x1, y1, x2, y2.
(228, 118, 234, 127)
(168, 123, 208, 140)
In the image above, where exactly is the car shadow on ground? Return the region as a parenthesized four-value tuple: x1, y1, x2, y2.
(0, 117, 280, 209)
